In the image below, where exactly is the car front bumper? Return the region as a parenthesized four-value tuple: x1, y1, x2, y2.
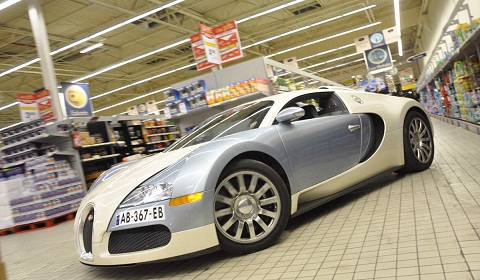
(78, 223, 218, 266)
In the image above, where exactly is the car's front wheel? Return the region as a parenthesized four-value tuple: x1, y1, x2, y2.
(214, 159, 290, 254)
(398, 111, 434, 173)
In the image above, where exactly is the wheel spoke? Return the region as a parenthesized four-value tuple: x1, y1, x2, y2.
(216, 194, 233, 205)
(223, 181, 238, 197)
(222, 216, 237, 231)
(246, 220, 255, 239)
(237, 175, 246, 193)
(215, 208, 233, 218)
(248, 175, 259, 193)
(235, 220, 245, 239)
(255, 216, 270, 232)
(260, 209, 277, 218)
(260, 196, 279, 206)
(254, 183, 270, 199)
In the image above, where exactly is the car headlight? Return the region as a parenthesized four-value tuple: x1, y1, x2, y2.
(119, 182, 173, 208)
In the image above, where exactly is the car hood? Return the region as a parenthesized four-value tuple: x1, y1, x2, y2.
(82, 144, 202, 204)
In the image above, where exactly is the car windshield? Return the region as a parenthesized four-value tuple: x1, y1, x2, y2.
(166, 100, 274, 151)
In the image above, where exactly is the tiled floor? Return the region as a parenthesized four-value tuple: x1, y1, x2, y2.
(1, 118, 480, 280)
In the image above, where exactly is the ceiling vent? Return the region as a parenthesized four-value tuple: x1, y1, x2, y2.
(132, 11, 183, 29)
(146, 57, 167, 65)
(290, 2, 322, 15)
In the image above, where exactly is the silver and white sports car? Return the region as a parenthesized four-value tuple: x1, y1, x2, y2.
(75, 88, 434, 266)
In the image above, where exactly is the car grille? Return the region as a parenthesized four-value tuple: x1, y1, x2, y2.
(108, 225, 171, 254)
(83, 209, 94, 253)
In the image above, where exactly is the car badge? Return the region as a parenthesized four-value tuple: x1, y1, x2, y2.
(88, 214, 94, 222)
(351, 95, 364, 104)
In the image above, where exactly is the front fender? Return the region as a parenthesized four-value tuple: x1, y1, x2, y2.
(171, 126, 293, 199)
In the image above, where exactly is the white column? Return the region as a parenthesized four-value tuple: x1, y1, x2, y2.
(27, 0, 65, 120)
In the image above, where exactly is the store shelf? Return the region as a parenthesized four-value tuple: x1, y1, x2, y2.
(11, 189, 84, 209)
(147, 148, 166, 153)
(1, 132, 70, 151)
(146, 132, 179, 137)
(144, 125, 176, 129)
(78, 142, 117, 149)
(1, 148, 36, 160)
(81, 153, 121, 163)
(13, 198, 83, 226)
(85, 170, 105, 181)
(145, 139, 175, 145)
(418, 25, 480, 91)
(48, 151, 76, 156)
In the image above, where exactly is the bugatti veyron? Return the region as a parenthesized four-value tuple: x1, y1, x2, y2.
(75, 88, 434, 265)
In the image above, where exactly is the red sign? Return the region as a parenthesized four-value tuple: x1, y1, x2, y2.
(190, 21, 243, 71)
(35, 89, 55, 121)
(213, 21, 243, 63)
(190, 32, 217, 71)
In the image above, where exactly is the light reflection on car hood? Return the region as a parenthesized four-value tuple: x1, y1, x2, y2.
(83, 144, 204, 202)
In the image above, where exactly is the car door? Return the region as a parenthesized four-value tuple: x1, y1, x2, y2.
(276, 114, 362, 193)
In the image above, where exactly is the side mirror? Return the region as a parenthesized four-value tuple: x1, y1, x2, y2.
(276, 107, 305, 123)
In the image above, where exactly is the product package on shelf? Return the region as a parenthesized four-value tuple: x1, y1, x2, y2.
(143, 119, 180, 154)
(4, 155, 84, 228)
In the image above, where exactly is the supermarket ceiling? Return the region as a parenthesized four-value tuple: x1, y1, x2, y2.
(0, 0, 425, 129)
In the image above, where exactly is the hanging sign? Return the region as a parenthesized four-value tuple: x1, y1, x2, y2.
(35, 89, 55, 121)
(364, 45, 393, 74)
(200, 24, 221, 65)
(127, 105, 138, 116)
(407, 52, 427, 62)
(60, 82, 93, 117)
(146, 100, 158, 114)
(213, 21, 243, 63)
(191, 21, 243, 71)
(190, 33, 217, 71)
(355, 27, 399, 52)
(17, 93, 39, 123)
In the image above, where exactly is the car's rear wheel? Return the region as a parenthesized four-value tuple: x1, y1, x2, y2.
(214, 159, 290, 254)
(398, 111, 434, 173)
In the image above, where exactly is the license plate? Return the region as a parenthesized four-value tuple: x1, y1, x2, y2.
(115, 205, 165, 226)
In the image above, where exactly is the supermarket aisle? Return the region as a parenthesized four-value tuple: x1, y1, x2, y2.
(1, 118, 479, 280)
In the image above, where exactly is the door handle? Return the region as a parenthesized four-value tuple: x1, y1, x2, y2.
(348, 124, 361, 132)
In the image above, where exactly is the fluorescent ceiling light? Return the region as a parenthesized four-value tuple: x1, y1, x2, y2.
(0, 101, 19, 111)
(237, 0, 305, 23)
(314, 58, 365, 73)
(94, 87, 170, 113)
(301, 52, 362, 70)
(243, 4, 376, 49)
(394, 0, 403, 56)
(297, 43, 355, 62)
(0, 0, 21, 11)
(80, 43, 104, 53)
(90, 63, 193, 100)
(266, 21, 382, 58)
(0, 0, 185, 78)
(73, 39, 190, 83)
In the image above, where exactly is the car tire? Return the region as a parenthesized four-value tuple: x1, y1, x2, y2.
(397, 111, 434, 173)
(214, 159, 290, 254)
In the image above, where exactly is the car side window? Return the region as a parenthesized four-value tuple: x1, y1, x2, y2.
(279, 92, 348, 123)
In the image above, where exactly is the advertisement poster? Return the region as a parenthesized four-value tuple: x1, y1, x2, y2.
(213, 21, 243, 63)
(17, 93, 39, 123)
(136, 102, 148, 115)
(127, 105, 138, 116)
(34, 89, 55, 121)
(364, 45, 393, 74)
(355, 27, 399, 52)
(61, 82, 93, 117)
(398, 67, 417, 90)
(146, 100, 158, 114)
(283, 57, 299, 69)
(190, 33, 217, 71)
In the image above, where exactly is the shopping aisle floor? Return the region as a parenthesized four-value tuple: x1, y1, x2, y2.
(1, 118, 479, 280)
